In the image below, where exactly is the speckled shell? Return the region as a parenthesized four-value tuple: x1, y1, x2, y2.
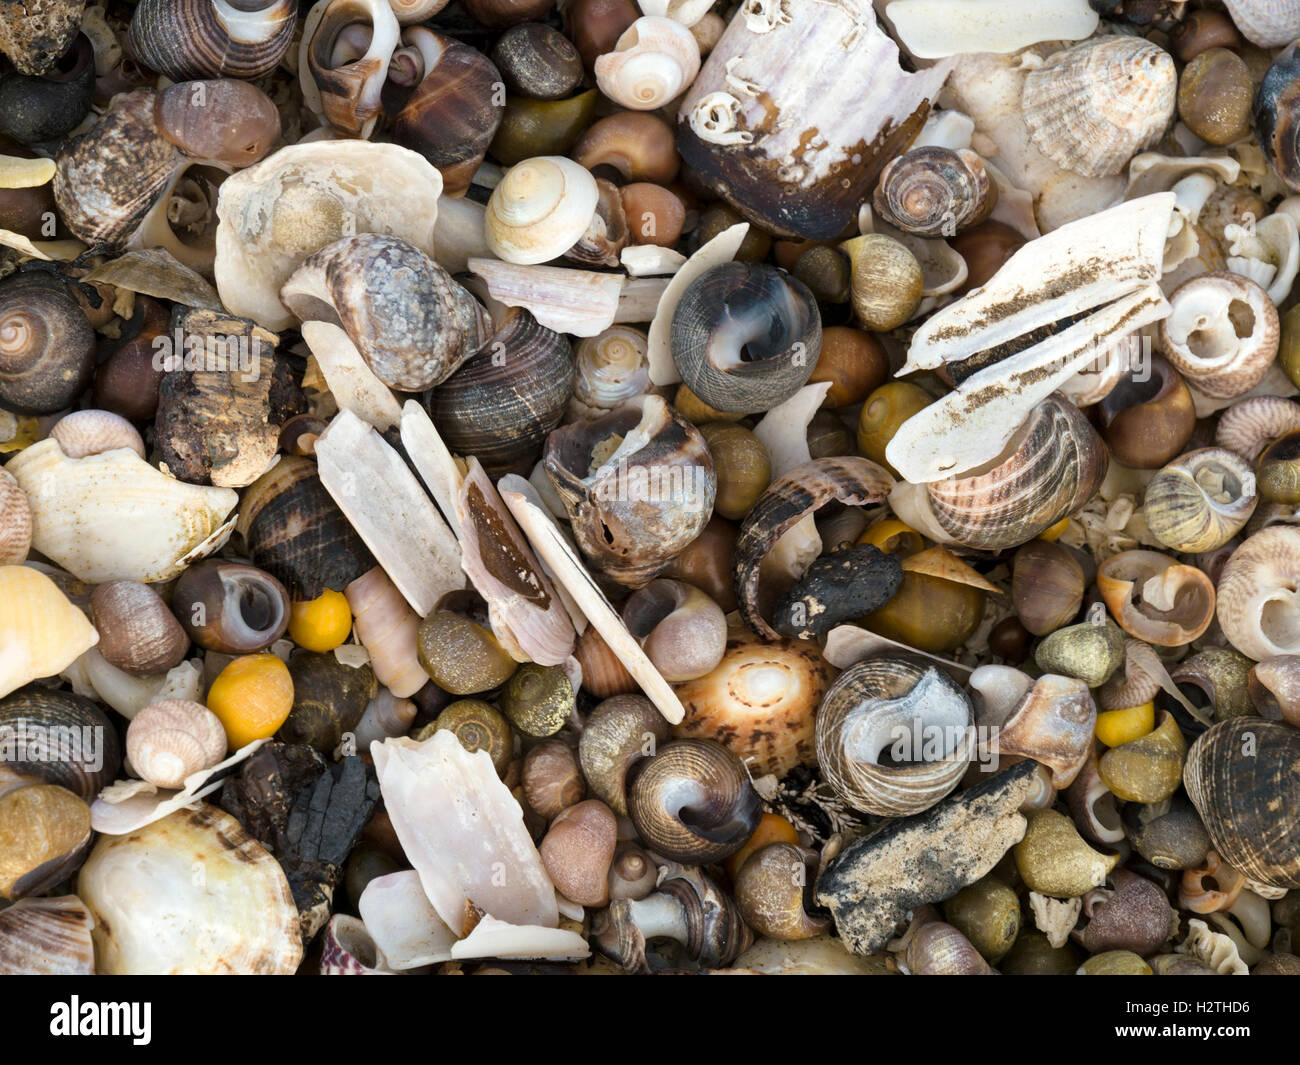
(1144, 448, 1257, 554)
(873, 147, 993, 238)
(0, 688, 122, 801)
(282, 233, 485, 391)
(926, 395, 1108, 552)
(734, 456, 894, 639)
(1217, 526, 1300, 660)
(236, 456, 376, 599)
(77, 804, 303, 974)
(430, 308, 574, 477)
(544, 394, 715, 587)
(0, 896, 95, 975)
(1256, 42, 1300, 193)
(126, 0, 297, 81)
(0, 0, 85, 76)
(1021, 37, 1176, 178)
(0, 469, 32, 566)
(670, 261, 822, 414)
(673, 626, 832, 777)
(53, 89, 180, 247)
(816, 656, 973, 817)
(1185, 719, 1300, 889)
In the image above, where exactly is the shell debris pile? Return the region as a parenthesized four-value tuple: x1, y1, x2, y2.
(6, 0, 1300, 980)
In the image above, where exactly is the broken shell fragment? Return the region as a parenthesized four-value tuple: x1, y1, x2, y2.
(1160, 273, 1280, 400)
(994, 674, 1096, 790)
(0, 895, 95, 976)
(1217, 526, 1300, 660)
(1097, 550, 1217, 647)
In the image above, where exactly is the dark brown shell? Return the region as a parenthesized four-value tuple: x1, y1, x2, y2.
(0, 0, 85, 75)
(390, 31, 505, 196)
(0, 32, 94, 145)
(578, 694, 671, 817)
(626, 738, 761, 864)
(429, 308, 574, 477)
(0, 689, 123, 802)
(0, 273, 96, 415)
(544, 394, 716, 587)
(90, 580, 190, 676)
(1255, 41, 1300, 193)
(1185, 718, 1300, 889)
(154, 79, 281, 168)
(733, 456, 895, 639)
(670, 262, 822, 415)
(52, 88, 180, 247)
(1072, 869, 1174, 955)
(490, 22, 583, 100)
(126, 0, 297, 82)
(236, 456, 376, 599)
(280, 653, 377, 754)
(171, 559, 291, 654)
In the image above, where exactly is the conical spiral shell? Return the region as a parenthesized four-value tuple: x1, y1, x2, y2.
(49, 410, 146, 459)
(1144, 448, 1257, 554)
(127, 0, 297, 81)
(873, 147, 993, 238)
(815, 656, 973, 817)
(0, 469, 31, 566)
(569, 326, 653, 420)
(0, 896, 95, 975)
(593, 16, 700, 111)
(1021, 37, 1176, 178)
(126, 698, 227, 790)
(1185, 719, 1300, 889)
(0, 687, 122, 801)
(485, 156, 599, 265)
(926, 395, 1108, 551)
(1217, 526, 1300, 660)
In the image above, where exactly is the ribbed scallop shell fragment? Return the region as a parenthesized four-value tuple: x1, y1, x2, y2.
(1021, 37, 1176, 178)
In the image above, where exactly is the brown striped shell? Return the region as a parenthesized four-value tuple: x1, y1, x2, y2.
(0, 469, 31, 566)
(734, 456, 894, 640)
(0, 688, 123, 802)
(1021, 36, 1176, 178)
(431, 308, 574, 477)
(126, 0, 297, 82)
(1099, 638, 1167, 711)
(815, 656, 973, 817)
(1185, 719, 1300, 889)
(1217, 526, 1300, 660)
(0, 896, 95, 976)
(1215, 396, 1300, 462)
(873, 147, 993, 238)
(235, 456, 376, 600)
(1143, 448, 1257, 554)
(926, 395, 1108, 552)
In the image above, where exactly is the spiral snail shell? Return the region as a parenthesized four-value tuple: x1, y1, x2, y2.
(568, 326, 653, 421)
(485, 156, 600, 265)
(815, 656, 973, 818)
(127, 0, 297, 83)
(0, 273, 96, 416)
(153, 79, 281, 169)
(125, 699, 227, 791)
(873, 147, 994, 238)
(670, 262, 822, 415)
(1160, 273, 1279, 400)
(1144, 448, 1257, 554)
(1217, 526, 1300, 660)
(301, 0, 400, 137)
(593, 16, 700, 112)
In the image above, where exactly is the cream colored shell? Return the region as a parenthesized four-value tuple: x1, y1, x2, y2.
(594, 16, 701, 111)
(6, 439, 238, 583)
(1217, 526, 1300, 660)
(485, 156, 600, 265)
(214, 140, 443, 331)
(126, 699, 228, 790)
(0, 468, 31, 566)
(1021, 37, 1175, 179)
(0, 565, 99, 700)
(49, 410, 146, 459)
(1159, 272, 1279, 400)
(1223, 0, 1300, 47)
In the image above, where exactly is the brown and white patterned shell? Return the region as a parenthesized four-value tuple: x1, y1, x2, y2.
(873, 147, 993, 238)
(1216, 396, 1300, 462)
(926, 395, 1108, 551)
(1021, 37, 1176, 179)
(0, 895, 96, 975)
(1217, 525, 1300, 660)
(733, 455, 894, 639)
(0, 468, 31, 566)
(1224, 0, 1300, 47)
(1185, 719, 1300, 889)
(815, 656, 973, 818)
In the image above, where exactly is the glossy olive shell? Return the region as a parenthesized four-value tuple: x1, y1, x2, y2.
(670, 262, 822, 415)
(626, 738, 761, 864)
(429, 309, 574, 477)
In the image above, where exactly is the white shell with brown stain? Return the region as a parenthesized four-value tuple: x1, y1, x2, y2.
(1217, 526, 1300, 660)
(594, 16, 700, 111)
(0, 895, 96, 975)
(1021, 37, 1176, 179)
(925, 395, 1108, 551)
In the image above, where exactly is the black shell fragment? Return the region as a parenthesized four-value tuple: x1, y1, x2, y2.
(773, 544, 902, 640)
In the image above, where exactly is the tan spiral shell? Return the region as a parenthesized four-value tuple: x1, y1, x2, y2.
(873, 147, 993, 238)
(1217, 526, 1300, 660)
(815, 656, 973, 818)
(49, 410, 146, 460)
(926, 395, 1109, 551)
(1143, 448, 1257, 554)
(126, 699, 228, 791)
(1159, 272, 1279, 400)
(1021, 37, 1176, 178)
(1216, 396, 1300, 462)
(0, 469, 32, 566)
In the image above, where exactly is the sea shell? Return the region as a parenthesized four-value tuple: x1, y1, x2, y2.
(1217, 526, 1300, 660)
(1021, 37, 1176, 179)
(925, 395, 1107, 551)
(356, 870, 454, 969)
(77, 804, 303, 974)
(1098, 550, 1217, 647)
(873, 146, 994, 237)
(0, 469, 31, 566)
(319, 914, 396, 975)
(300, 0, 400, 137)
(0, 566, 98, 700)
(1215, 396, 1300, 462)
(1159, 272, 1279, 400)
(1185, 719, 1300, 889)
(0, 896, 95, 976)
(1223, 0, 1300, 47)
(371, 731, 559, 933)
(569, 326, 653, 420)
(125, 699, 227, 791)
(993, 674, 1096, 789)
(345, 567, 427, 699)
(6, 439, 237, 584)
(816, 656, 973, 817)
(485, 156, 599, 265)
(1144, 448, 1257, 554)
(0, 687, 122, 801)
(214, 140, 442, 332)
(594, 16, 700, 111)
(127, 0, 297, 81)
(49, 410, 146, 460)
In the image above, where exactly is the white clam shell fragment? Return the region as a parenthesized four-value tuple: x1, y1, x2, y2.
(359, 870, 457, 970)
(595, 16, 701, 111)
(885, 0, 1098, 59)
(372, 731, 560, 933)
(77, 804, 302, 975)
(450, 915, 591, 961)
(887, 193, 1176, 483)
(214, 141, 442, 331)
(468, 259, 623, 338)
(6, 440, 238, 583)
(484, 156, 599, 265)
